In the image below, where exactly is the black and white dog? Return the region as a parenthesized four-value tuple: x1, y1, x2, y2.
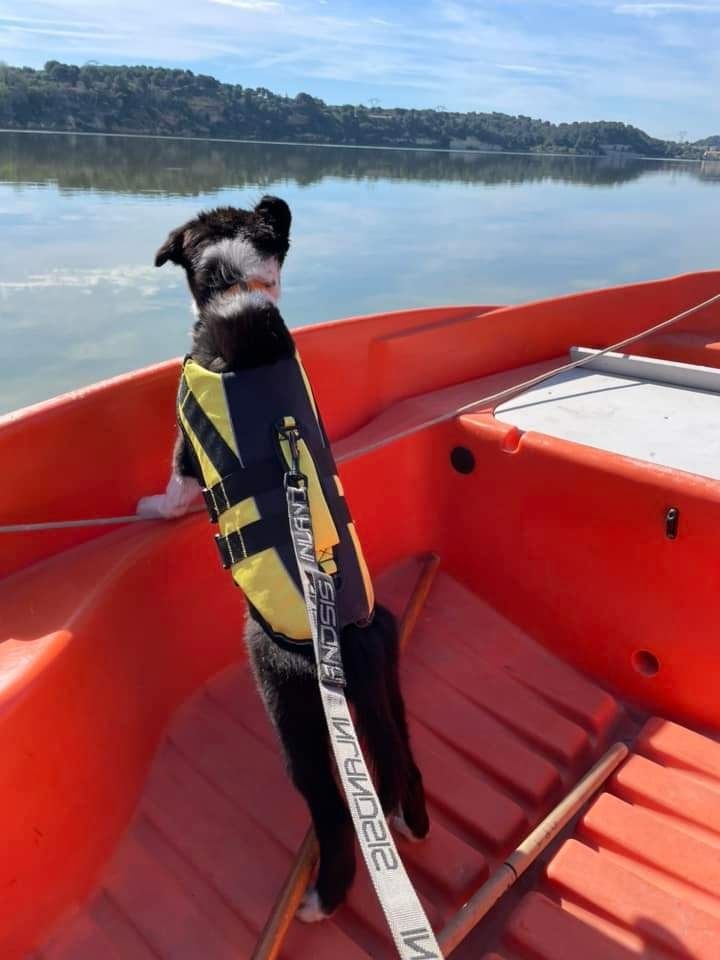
(138, 196, 429, 921)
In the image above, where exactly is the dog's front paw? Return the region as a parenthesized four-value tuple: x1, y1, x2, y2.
(136, 494, 177, 519)
(296, 887, 333, 924)
(136, 475, 201, 519)
(391, 810, 429, 844)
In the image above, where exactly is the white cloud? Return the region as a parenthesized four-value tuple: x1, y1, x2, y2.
(437, 2, 469, 25)
(615, 2, 720, 15)
(499, 63, 573, 77)
(0, 265, 179, 293)
(208, 0, 282, 10)
(0, 13, 90, 26)
(6, 25, 127, 39)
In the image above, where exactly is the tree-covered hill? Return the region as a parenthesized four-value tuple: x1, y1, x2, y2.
(0, 61, 713, 159)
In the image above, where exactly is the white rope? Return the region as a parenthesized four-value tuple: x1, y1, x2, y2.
(2, 290, 718, 534)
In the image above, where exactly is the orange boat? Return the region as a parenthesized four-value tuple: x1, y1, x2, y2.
(2, 270, 720, 960)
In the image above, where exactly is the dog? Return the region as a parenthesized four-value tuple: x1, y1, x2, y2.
(138, 196, 429, 921)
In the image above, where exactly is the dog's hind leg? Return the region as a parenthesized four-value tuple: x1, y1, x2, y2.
(273, 678, 356, 921)
(245, 625, 356, 919)
(345, 607, 430, 841)
(384, 661, 430, 843)
(343, 607, 429, 842)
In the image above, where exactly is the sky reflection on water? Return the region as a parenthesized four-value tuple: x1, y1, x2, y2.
(1, 131, 718, 413)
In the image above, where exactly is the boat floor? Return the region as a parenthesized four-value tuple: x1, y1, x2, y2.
(36, 559, 720, 960)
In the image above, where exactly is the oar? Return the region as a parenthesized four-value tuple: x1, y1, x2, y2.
(437, 742, 629, 954)
(250, 552, 441, 960)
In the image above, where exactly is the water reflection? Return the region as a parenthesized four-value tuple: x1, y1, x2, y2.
(0, 130, 711, 196)
(1, 132, 718, 414)
(701, 159, 720, 180)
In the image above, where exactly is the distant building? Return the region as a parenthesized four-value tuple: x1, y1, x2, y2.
(703, 148, 720, 160)
(600, 144, 633, 154)
(449, 137, 502, 151)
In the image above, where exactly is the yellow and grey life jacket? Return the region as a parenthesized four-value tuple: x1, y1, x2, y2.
(176, 352, 375, 647)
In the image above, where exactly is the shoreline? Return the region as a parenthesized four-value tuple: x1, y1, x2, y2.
(0, 127, 701, 164)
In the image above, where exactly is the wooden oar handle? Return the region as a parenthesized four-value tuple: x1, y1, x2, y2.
(251, 827, 319, 960)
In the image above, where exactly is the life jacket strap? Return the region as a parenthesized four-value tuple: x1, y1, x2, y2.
(214, 513, 291, 568)
(202, 459, 283, 522)
(202, 449, 338, 523)
(214, 490, 351, 567)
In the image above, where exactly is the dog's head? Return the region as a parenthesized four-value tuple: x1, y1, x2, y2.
(154, 195, 291, 310)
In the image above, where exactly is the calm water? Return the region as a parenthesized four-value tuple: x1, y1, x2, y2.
(1, 131, 718, 414)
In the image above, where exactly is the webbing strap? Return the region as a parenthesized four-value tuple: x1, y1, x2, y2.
(283, 452, 443, 959)
(202, 448, 342, 523)
(215, 513, 290, 568)
(203, 459, 283, 522)
(214, 487, 352, 569)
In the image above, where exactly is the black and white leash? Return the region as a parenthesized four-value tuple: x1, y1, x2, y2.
(280, 424, 443, 960)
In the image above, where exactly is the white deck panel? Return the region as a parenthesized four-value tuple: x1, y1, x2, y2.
(495, 364, 720, 481)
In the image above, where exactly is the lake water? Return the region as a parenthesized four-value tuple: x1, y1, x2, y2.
(1, 130, 718, 414)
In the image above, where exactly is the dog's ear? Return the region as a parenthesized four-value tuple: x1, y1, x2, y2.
(254, 195, 291, 240)
(154, 222, 193, 268)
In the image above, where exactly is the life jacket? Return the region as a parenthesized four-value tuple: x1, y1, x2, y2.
(176, 352, 375, 647)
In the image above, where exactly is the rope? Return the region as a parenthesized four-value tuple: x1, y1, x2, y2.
(338, 289, 720, 464)
(0, 504, 205, 534)
(3, 290, 719, 534)
(0, 515, 144, 533)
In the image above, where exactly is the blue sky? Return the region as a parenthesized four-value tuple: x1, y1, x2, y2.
(1, 0, 718, 140)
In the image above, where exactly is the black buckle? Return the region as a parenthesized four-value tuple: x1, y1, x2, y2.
(202, 485, 219, 523)
(202, 480, 232, 523)
(284, 470, 307, 491)
(278, 423, 301, 471)
(277, 421, 307, 489)
(215, 530, 246, 568)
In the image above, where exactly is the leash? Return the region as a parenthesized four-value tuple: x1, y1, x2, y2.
(280, 423, 443, 960)
(1, 289, 719, 535)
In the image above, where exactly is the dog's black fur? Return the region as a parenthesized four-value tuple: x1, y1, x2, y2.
(155, 196, 429, 919)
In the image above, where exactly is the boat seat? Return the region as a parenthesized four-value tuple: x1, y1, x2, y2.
(495, 348, 720, 481)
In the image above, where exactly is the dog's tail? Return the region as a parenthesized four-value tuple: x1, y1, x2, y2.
(199, 291, 290, 368)
(341, 604, 412, 814)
